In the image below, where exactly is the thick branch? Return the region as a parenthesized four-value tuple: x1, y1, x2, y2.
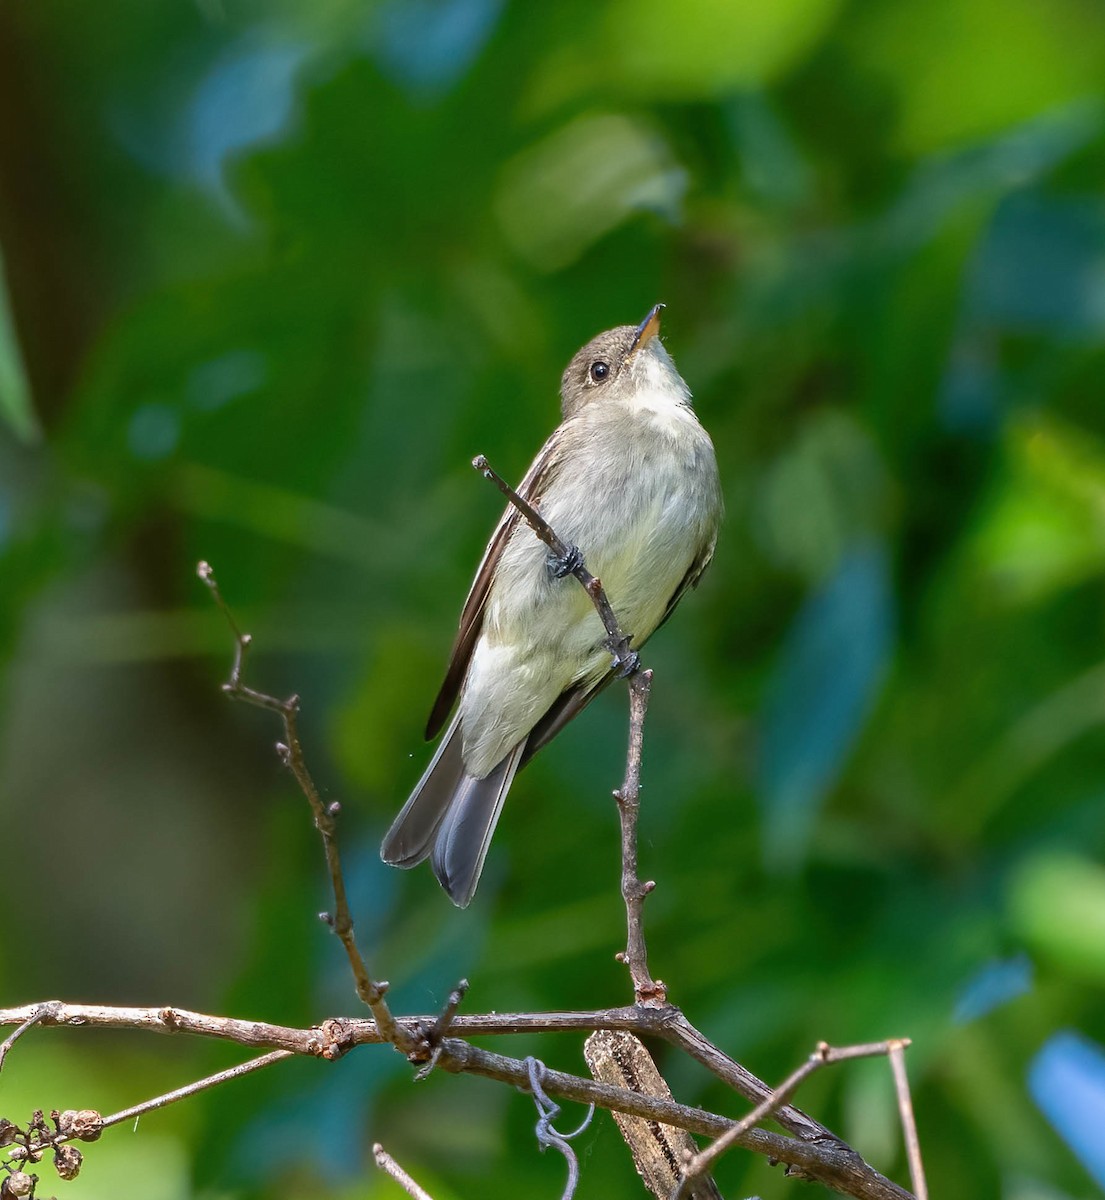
(585, 1029, 722, 1200)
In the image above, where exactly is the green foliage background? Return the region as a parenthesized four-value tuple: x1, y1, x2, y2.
(3, 1, 1105, 1197)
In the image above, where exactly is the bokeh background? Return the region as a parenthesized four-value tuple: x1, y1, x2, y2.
(3, 1, 1105, 1197)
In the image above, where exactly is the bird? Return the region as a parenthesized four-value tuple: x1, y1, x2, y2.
(381, 305, 722, 906)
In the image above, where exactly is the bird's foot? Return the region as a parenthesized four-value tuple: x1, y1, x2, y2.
(546, 542, 584, 580)
(609, 639, 640, 678)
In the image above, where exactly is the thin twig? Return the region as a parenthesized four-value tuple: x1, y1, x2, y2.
(413, 978, 469, 1081)
(888, 1040, 927, 1200)
(472, 456, 662, 1004)
(97, 1050, 293, 1133)
(660, 1012, 832, 1142)
(0, 1002, 57, 1072)
(614, 671, 663, 1004)
(373, 1144, 437, 1200)
(196, 561, 411, 1053)
(9, 1051, 292, 1163)
(672, 1040, 914, 1199)
(471, 456, 637, 671)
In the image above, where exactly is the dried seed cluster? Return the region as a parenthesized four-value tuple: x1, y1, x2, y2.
(0, 1109, 103, 1198)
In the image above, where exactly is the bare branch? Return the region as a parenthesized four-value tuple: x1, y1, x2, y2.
(373, 1144, 438, 1200)
(96, 1050, 292, 1134)
(413, 978, 469, 1081)
(889, 1040, 927, 1200)
(9, 1051, 292, 1166)
(0, 1001, 912, 1200)
(671, 1040, 915, 1199)
(0, 1002, 57, 1072)
(0, 1002, 694, 1051)
(442, 1038, 913, 1200)
(614, 671, 663, 1004)
(196, 561, 411, 1052)
(659, 1012, 832, 1142)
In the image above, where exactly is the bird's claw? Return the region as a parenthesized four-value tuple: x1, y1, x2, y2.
(613, 647, 640, 678)
(546, 543, 584, 580)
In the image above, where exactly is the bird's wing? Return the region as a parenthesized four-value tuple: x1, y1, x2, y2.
(653, 533, 717, 635)
(520, 536, 717, 764)
(519, 673, 616, 767)
(425, 431, 565, 740)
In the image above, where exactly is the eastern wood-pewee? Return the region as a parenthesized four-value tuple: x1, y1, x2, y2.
(381, 305, 722, 906)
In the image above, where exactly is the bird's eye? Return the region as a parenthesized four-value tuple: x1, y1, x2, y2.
(589, 361, 610, 383)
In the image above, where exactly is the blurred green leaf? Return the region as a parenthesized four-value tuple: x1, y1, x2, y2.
(759, 544, 892, 868)
(753, 409, 892, 582)
(1009, 854, 1105, 984)
(494, 111, 686, 271)
(605, 0, 842, 97)
(975, 414, 1105, 603)
(0, 247, 37, 444)
(531, 0, 842, 107)
(848, 0, 1105, 153)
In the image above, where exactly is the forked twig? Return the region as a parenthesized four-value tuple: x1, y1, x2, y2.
(196, 561, 410, 1052)
(471, 457, 659, 1000)
(0, 1002, 57, 1072)
(671, 1039, 914, 1198)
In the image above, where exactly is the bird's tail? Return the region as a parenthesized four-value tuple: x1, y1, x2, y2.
(380, 714, 524, 908)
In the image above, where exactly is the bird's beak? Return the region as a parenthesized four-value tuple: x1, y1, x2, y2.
(628, 303, 664, 356)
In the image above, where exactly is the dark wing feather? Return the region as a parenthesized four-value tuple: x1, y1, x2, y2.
(425, 432, 565, 739)
(520, 534, 717, 765)
(652, 534, 717, 635)
(519, 673, 616, 767)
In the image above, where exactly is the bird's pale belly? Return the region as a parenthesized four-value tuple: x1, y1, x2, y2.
(459, 430, 708, 776)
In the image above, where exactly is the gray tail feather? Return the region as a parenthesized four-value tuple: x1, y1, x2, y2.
(380, 715, 525, 908)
